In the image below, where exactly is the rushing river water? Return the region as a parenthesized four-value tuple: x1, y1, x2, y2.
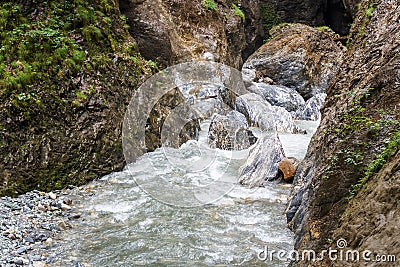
(57, 120, 318, 267)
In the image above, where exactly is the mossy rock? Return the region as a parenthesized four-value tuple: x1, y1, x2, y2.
(0, 0, 155, 196)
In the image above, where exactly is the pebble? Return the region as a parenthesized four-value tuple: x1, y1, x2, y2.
(16, 246, 27, 254)
(32, 262, 49, 267)
(48, 192, 57, 200)
(61, 204, 72, 211)
(0, 189, 89, 266)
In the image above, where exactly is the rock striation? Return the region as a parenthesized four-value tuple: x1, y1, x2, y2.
(238, 133, 285, 186)
(286, 1, 400, 265)
(243, 23, 345, 100)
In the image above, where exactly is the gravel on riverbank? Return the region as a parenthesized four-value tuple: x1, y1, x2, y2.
(0, 187, 90, 267)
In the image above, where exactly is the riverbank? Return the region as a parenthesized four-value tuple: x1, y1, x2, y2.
(0, 187, 92, 266)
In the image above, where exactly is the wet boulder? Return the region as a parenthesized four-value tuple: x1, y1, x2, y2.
(238, 133, 285, 186)
(243, 23, 344, 100)
(247, 82, 305, 112)
(241, 68, 257, 88)
(294, 93, 326, 121)
(208, 111, 256, 150)
(272, 106, 306, 134)
(192, 98, 229, 120)
(235, 93, 276, 131)
(235, 93, 305, 134)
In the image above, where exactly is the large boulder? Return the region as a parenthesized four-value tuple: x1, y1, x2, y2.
(242, 23, 345, 100)
(119, 0, 248, 68)
(295, 93, 327, 121)
(238, 133, 285, 186)
(236, 93, 304, 134)
(208, 111, 256, 150)
(247, 82, 305, 112)
(235, 93, 276, 131)
(145, 89, 201, 151)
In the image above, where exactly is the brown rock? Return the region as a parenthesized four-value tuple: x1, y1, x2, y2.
(119, 0, 247, 68)
(278, 157, 300, 182)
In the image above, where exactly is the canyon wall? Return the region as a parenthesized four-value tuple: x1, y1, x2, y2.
(287, 0, 400, 265)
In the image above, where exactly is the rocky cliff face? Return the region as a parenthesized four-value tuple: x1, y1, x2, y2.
(118, 0, 357, 69)
(0, 0, 154, 196)
(287, 0, 400, 265)
(261, 0, 356, 36)
(119, 0, 253, 68)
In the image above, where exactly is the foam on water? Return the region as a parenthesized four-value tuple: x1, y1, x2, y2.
(58, 120, 318, 266)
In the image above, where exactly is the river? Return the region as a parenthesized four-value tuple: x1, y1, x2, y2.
(56, 120, 318, 267)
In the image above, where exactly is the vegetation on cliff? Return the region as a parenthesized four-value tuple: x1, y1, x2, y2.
(260, 2, 283, 41)
(0, 0, 154, 196)
(287, 0, 400, 264)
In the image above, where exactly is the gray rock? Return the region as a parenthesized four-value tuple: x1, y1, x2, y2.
(241, 68, 257, 88)
(295, 93, 326, 121)
(238, 133, 285, 187)
(16, 246, 27, 254)
(247, 82, 305, 112)
(272, 106, 306, 134)
(235, 93, 305, 134)
(208, 111, 256, 150)
(243, 23, 344, 100)
(13, 258, 24, 265)
(235, 93, 276, 131)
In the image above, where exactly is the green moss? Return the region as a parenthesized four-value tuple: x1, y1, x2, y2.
(350, 130, 400, 198)
(315, 26, 332, 31)
(346, 0, 379, 47)
(0, 0, 156, 196)
(201, 0, 217, 12)
(323, 86, 399, 187)
(260, 2, 283, 42)
(232, 4, 245, 22)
